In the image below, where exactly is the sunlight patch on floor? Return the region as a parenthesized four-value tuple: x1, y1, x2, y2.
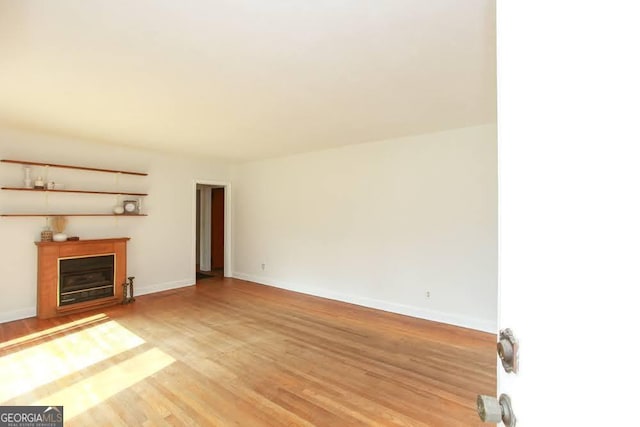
(0, 319, 145, 403)
(33, 347, 175, 420)
(0, 314, 107, 351)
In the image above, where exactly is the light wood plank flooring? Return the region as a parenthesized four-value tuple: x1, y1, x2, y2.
(0, 278, 496, 426)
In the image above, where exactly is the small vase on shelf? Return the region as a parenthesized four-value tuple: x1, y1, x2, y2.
(53, 233, 67, 242)
(24, 167, 32, 188)
(51, 216, 68, 242)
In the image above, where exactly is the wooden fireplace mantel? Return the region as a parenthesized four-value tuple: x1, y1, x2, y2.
(35, 237, 130, 319)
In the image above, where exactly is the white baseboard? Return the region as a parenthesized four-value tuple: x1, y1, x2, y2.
(0, 276, 496, 333)
(233, 272, 496, 333)
(0, 306, 36, 324)
(135, 278, 195, 296)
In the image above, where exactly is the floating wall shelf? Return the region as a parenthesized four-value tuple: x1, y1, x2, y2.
(1, 159, 148, 176)
(1, 159, 149, 217)
(1, 187, 148, 196)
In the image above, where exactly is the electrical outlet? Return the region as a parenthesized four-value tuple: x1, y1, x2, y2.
(425, 291, 430, 299)
(261, 263, 266, 271)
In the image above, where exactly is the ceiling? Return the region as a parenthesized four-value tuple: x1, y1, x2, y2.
(0, 0, 496, 162)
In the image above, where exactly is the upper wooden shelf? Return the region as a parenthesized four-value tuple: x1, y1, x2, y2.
(1, 159, 147, 176)
(1, 213, 148, 217)
(1, 187, 148, 196)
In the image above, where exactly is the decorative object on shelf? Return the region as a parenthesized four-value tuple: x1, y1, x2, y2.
(34, 176, 44, 189)
(24, 166, 32, 188)
(40, 228, 53, 242)
(52, 216, 68, 241)
(113, 205, 125, 215)
(40, 216, 53, 241)
(123, 200, 139, 215)
(46, 181, 55, 190)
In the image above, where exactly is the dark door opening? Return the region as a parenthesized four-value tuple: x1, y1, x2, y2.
(196, 185, 225, 280)
(211, 187, 224, 271)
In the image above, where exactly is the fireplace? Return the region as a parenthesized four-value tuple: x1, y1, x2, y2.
(36, 238, 129, 319)
(59, 255, 115, 306)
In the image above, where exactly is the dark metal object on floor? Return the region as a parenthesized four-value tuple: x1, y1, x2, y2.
(121, 276, 136, 304)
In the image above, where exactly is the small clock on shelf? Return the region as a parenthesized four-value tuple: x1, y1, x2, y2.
(123, 200, 140, 215)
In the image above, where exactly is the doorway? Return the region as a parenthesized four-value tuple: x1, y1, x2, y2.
(195, 183, 227, 280)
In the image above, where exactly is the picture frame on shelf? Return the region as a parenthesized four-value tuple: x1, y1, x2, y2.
(123, 199, 140, 215)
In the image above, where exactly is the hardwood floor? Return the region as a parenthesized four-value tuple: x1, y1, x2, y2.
(0, 278, 496, 426)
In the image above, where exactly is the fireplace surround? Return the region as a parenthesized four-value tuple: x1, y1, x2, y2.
(36, 238, 129, 319)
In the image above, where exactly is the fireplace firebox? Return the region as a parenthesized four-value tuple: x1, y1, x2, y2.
(59, 255, 115, 306)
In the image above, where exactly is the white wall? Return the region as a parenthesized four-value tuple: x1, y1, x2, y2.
(0, 127, 230, 322)
(0, 124, 496, 331)
(231, 124, 497, 332)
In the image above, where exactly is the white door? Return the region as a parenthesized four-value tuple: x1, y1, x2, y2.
(496, 2, 640, 425)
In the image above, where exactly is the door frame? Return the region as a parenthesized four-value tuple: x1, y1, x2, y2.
(192, 179, 232, 278)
